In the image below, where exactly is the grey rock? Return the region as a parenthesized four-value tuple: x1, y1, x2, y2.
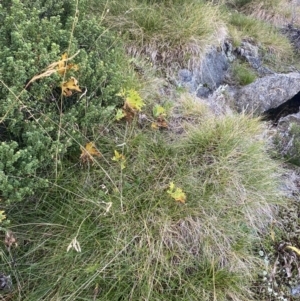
(178, 69, 193, 83)
(196, 86, 211, 98)
(196, 48, 229, 92)
(0, 274, 12, 291)
(235, 41, 275, 76)
(234, 72, 300, 114)
(282, 24, 300, 52)
(278, 111, 300, 128)
(291, 284, 300, 297)
(223, 41, 236, 62)
(177, 45, 230, 97)
(237, 41, 259, 57)
(236, 41, 260, 67)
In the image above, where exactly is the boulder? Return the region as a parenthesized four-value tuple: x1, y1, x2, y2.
(233, 72, 300, 114)
(178, 45, 230, 97)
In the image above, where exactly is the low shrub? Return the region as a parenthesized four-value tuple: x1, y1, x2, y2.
(0, 0, 134, 202)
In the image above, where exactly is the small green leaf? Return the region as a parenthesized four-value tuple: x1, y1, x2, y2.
(115, 109, 126, 121)
(153, 105, 166, 118)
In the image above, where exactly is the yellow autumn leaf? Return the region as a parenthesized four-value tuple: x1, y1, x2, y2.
(167, 182, 186, 203)
(168, 181, 175, 191)
(285, 245, 300, 256)
(67, 63, 79, 72)
(57, 53, 79, 76)
(61, 76, 82, 96)
(112, 150, 126, 170)
(120, 161, 126, 170)
(0, 210, 6, 223)
(57, 53, 68, 75)
(151, 122, 159, 129)
(80, 142, 101, 164)
(25, 51, 80, 89)
(119, 89, 144, 111)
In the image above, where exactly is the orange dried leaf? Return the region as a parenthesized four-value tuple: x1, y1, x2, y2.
(61, 76, 82, 96)
(152, 117, 168, 130)
(122, 104, 135, 123)
(80, 142, 101, 164)
(57, 53, 68, 75)
(25, 51, 80, 89)
(57, 53, 79, 76)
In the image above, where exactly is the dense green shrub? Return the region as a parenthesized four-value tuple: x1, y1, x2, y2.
(0, 0, 133, 202)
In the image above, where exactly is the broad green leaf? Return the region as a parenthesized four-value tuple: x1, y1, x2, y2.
(112, 150, 126, 170)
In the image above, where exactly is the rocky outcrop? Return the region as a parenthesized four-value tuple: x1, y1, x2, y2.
(235, 41, 274, 76)
(282, 24, 300, 52)
(233, 72, 300, 114)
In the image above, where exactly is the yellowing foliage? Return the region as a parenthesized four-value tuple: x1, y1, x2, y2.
(167, 182, 186, 203)
(153, 105, 166, 118)
(0, 210, 6, 223)
(61, 76, 82, 96)
(25, 51, 80, 90)
(116, 88, 145, 122)
(151, 116, 168, 130)
(80, 142, 101, 164)
(125, 89, 144, 111)
(57, 53, 79, 76)
(151, 105, 168, 129)
(285, 245, 300, 256)
(112, 150, 126, 170)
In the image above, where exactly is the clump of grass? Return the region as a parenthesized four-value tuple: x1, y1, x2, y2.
(228, 12, 294, 62)
(231, 61, 257, 85)
(3, 99, 283, 301)
(238, 0, 300, 27)
(95, 0, 227, 67)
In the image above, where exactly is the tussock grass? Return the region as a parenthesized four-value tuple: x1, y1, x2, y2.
(4, 99, 283, 301)
(234, 0, 300, 27)
(95, 0, 227, 67)
(231, 61, 257, 85)
(228, 12, 294, 61)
